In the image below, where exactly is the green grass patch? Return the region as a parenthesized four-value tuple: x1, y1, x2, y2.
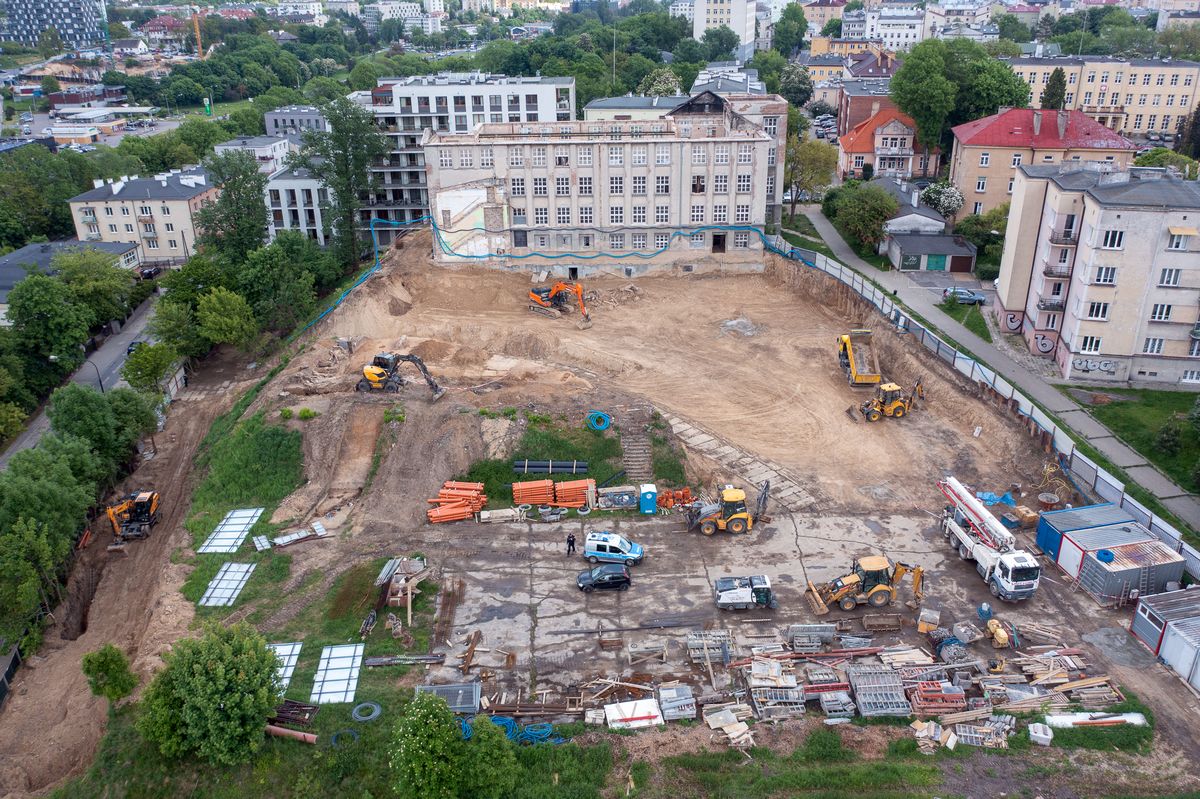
(783, 214, 821, 238)
(782, 231, 837, 261)
(936, 299, 993, 344)
(1076, 388, 1200, 490)
(1050, 691, 1155, 753)
(651, 434, 687, 487)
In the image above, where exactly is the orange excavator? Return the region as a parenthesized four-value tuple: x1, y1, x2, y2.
(105, 490, 161, 552)
(528, 282, 592, 330)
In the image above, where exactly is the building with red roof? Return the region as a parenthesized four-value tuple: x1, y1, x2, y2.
(836, 108, 940, 181)
(949, 107, 1136, 215)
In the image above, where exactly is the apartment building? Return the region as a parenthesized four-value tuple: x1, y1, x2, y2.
(1158, 10, 1200, 30)
(266, 105, 331, 136)
(357, 72, 575, 243)
(803, 0, 848, 31)
(0, 0, 104, 49)
(949, 108, 1137, 215)
(1007, 55, 1200, 137)
(68, 169, 217, 266)
(836, 78, 897, 136)
(668, 0, 695, 22)
(997, 163, 1200, 384)
(423, 92, 773, 276)
(926, 0, 991, 27)
(266, 165, 329, 246)
(326, 0, 362, 16)
(692, 0, 756, 52)
(837, 108, 940, 180)
(363, 2, 442, 34)
(214, 136, 296, 174)
(809, 36, 887, 55)
(841, 8, 928, 51)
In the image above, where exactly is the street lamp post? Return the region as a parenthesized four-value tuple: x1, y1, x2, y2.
(48, 354, 105, 392)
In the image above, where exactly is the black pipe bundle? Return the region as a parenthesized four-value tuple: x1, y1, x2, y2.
(512, 459, 588, 474)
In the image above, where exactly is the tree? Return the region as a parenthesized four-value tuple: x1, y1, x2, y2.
(0, 519, 60, 652)
(671, 37, 705, 63)
(920, 182, 964, 218)
(138, 623, 280, 766)
(291, 96, 388, 268)
(194, 150, 269, 266)
(701, 26, 739, 61)
(1135, 147, 1199, 179)
(224, 107, 266, 136)
(196, 287, 258, 349)
(40, 76, 61, 96)
(7, 274, 90, 370)
(994, 13, 1032, 42)
(82, 644, 138, 704)
(47, 383, 121, 473)
(238, 243, 316, 330)
(149, 300, 209, 359)
(951, 54, 1030, 127)
(779, 64, 814, 108)
(1040, 67, 1067, 110)
(159, 255, 231, 309)
(889, 43, 957, 150)
(108, 22, 132, 39)
(785, 137, 837, 218)
(304, 76, 346, 102)
(955, 202, 1010, 261)
(37, 27, 63, 59)
(121, 343, 177, 394)
(53, 249, 134, 327)
(459, 716, 519, 799)
(1156, 420, 1183, 456)
(809, 100, 837, 119)
(348, 60, 381, 91)
(748, 49, 786, 93)
(773, 4, 807, 57)
(636, 67, 682, 96)
(392, 691, 464, 799)
(834, 184, 898, 250)
(821, 18, 842, 37)
(860, 162, 874, 181)
(1177, 105, 1200, 160)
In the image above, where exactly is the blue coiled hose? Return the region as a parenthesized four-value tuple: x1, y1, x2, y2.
(586, 411, 611, 431)
(490, 715, 519, 740)
(518, 722, 554, 744)
(459, 716, 474, 740)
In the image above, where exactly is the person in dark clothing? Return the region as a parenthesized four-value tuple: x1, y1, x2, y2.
(566, 533, 576, 555)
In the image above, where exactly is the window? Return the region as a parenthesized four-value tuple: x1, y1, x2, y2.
(534, 208, 548, 225)
(1168, 234, 1188, 251)
(735, 204, 750, 223)
(656, 205, 669, 223)
(579, 176, 592, 196)
(1008, 178, 1014, 194)
(632, 146, 647, 166)
(142, 223, 155, 234)
(1134, 114, 1144, 129)
(734, 232, 749, 249)
(1086, 73, 1095, 84)
(1191, 339, 1200, 358)
(1101, 230, 1124, 249)
(655, 176, 670, 195)
(164, 223, 174, 232)
(459, 150, 474, 168)
(1160, 268, 1182, 286)
(655, 145, 670, 165)
(979, 152, 990, 167)
(481, 147, 494, 167)
(973, 202, 983, 214)
(557, 206, 571, 224)
(121, 207, 130, 216)
(1095, 266, 1116, 285)
(766, 175, 775, 199)
(124, 224, 133, 232)
(713, 205, 728, 223)
(1157, 74, 1166, 85)
(108, 224, 117, 232)
(532, 146, 546, 167)
(580, 206, 593, 224)
(1185, 370, 1200, 383)
(655, 233, 670, 249)
(691, 205, 705, 224)
(509, 148, 524, 167)
(690, 145, 706, 166)
(767, 148, 776, 167)
(610, 206, 624, 224)
(714, 144, 730, 165)
(736, 174, 751, 193)
(1086, 302, 1110, 320)
(853, 155, 865, 168)
(104, 207, 113, 216)
(690, 232, 705, 248)
(632, 205, 646, 223)
(609, 233, 625, 250)
(556, 177, 570, 196)
(737, 144, 752, 164)
(439, 150, 452, 168)
(608, 146, 623, 166)
(632, 233, 646, 249)
(1057, 248, 1070, 265)
(533, 178, 547, 196)
(714, 175, 728, 193)
(1144, 337, 1164, 355)
(146, 239, 159, 250)
(975, 177, 987, 192)
(763, 116, 778, 136)
(691, 175, 706, 194)
(1151, 303, 1173, 321)
(632, 176, 646, 196)
(555, 146, 569, 166)
(1079, 336, 1102, 353)
(139, 205, 152, 216)
(579, 147, 593, 166)
(610, 175, 624, 195)
(1011, 154, 1022, 167)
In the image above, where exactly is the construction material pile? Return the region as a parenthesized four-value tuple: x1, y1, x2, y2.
(511, 478, 597, 509)
(513, 479, 555, 505)
(427, 481, 487, 523)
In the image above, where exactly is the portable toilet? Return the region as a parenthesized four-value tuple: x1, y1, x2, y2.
(639, 484, 657, 515)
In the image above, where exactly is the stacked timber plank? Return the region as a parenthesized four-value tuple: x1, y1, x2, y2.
(427, 481, 487, 523)
(702, 703, 755, 748)
(909, 681, 967, 718)
(513, 479, 555, 506)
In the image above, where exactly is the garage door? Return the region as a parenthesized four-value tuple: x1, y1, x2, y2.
(950, 255, 973, 273)
(926, 254, 946, 271)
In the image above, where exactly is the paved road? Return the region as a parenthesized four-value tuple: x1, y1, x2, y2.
(799, 208, 1200, 531)
(0, 297, 157, 469)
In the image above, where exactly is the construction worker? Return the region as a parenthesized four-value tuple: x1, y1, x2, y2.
(566, 532, 576, 555)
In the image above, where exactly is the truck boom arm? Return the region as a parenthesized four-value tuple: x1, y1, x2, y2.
(938, 476, 1015, 552)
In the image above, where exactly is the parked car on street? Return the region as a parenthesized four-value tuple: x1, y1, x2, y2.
(943, 287, 987, 305)
(577, 563, 631, 592)
(127, 340, 146, 355)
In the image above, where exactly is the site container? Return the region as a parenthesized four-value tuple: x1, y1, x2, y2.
(1035, 503, 1135, 560)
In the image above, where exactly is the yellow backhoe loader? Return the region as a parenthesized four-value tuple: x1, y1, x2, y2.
(106, 490, 161, 552)
(688, 482, 770, 536)
(858, 377, 924, 422)
(806, 555, 924, 615)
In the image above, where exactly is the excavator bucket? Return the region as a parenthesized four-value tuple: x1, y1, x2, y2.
(430, 385, 447, 402)
(806, 581, 831, 616)
(575, 318, 593, 331)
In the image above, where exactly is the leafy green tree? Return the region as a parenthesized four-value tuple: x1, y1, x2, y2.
(195, 150, 269, 266)
(47, 383, 121, 472)
(890, 43, 956, 150)
(0, 452, 93, 558)
(348, 60, 381, 91)
(39, 432, 108, 491)
(785, 137, 837, 217)
(121, 343, 177, 394)
(223, 106, 266, 136)
(773, 4, 807, 57)
(165, 76, 206, 106)
(834, 184, 897, 250)
(108, 22, 132, 38)
(105, 387, 156, 457)
(37, 27, 63, 59)
(271, 229, 341, 290)
(174, 118, 227, 158)
(779, 64, 814, 108)
(701, 25, 739, 60)
(954, 202, 1010, 261)
(994, 13, 1031, 42)
(821, 18, 842, 37)
(1156, 420, 1182, 456)
(1135, 148, 1200, 177)
(138, 623, 281, 766)
(1176, 105, 1200, 160)
(238, 244, 316, 330)
(459, 716, 519, 799)
(159, 255, 231, 309)
(196, 287, 258, 349)
(391, 691, 464, 799)
(7, 274, 90, 371)
(636, 67, 682, 96)
(0, 402, 26, 442)
(1040, 67, 1067, 110)
(53, 248, 134, 327)
(860, 162, 874, 181)
(304, 76, 347, 102)
(1158, 25, 1200, 60)
(148, 300, 209, 359)
(954, 58, 1030, 126)
(809, 100, 837, 119)
(82, 644, 138, 704)
(0, 519, 60, 652)
(291, 96, 388, 268)
(671, 37, 705, 63)
(40, 75, 61, 96)
(748, 49, 786, 94)
(984, 39, 1023, 58)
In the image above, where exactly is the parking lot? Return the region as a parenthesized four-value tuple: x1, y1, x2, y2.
(14, 110, 182, 149)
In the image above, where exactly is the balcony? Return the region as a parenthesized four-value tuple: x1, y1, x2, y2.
(1037, 298, 1065, 312)
(1043, 264, 1072, 278)
(136, 214, 153, 222)
(874, 146, 914, 156)
(140, 230, 157, 239)
(1049, 230, 1078, 246)
(85, 233, 102, 241)
(81, 214, 97, 223)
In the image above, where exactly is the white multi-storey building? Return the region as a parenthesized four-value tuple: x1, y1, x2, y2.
(423, 92, 773, 276)
(326, 0, 362, 16)
(357, 72, 576, 242)
(363, 1, 440, 33)
(266, 165, 330, 246)
(997, 163, 1200, 384)
(214, 135, 295, 175)
(0, 0, 104, 48)
(668, 0, 695, 22)
(693, 0, 756, 52)
(841, 7, 928, 50)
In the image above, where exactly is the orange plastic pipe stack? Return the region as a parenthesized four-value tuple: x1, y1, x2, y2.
(513, 479, 555, 505)
(427, 481, 487, 523)
(554, 478, 596, 508)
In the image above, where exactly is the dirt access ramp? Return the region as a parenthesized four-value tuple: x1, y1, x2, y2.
(0, 358, 251, 799)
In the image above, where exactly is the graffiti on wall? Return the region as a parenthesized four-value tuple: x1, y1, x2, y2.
(1072, 357, 1117, 373)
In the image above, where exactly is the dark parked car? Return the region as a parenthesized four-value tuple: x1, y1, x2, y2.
(577, 563, 631, 593)
(139, 266, 162, 280)
(127, 340, 146, 355)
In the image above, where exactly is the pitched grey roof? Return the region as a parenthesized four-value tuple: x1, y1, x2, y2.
(1020, 164, 1200, 207)
(0, 240, 137, 303)
(870, 177, 945, 224)
(583, 95, 688, 111)
(70, 168, 213, 203)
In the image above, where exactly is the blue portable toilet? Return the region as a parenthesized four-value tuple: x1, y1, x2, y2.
(639, 483, 657, 515)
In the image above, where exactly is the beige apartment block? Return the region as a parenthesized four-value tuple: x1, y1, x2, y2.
(1007, 55, 1200, 138)
(423, 92, 773, 277)
(949, 108, 1137, 215)
(996, 163, 1200, 384)
(68, 167, 217, 266)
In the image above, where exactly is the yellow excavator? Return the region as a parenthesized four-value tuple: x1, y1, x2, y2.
(356, 353, 446, 401)
(858, 377, 924, 422)
(806, 555, 924, 615)
(528, 282, 593, 330)
(688, 482, 770, 536)
(106, 490, 161, 552)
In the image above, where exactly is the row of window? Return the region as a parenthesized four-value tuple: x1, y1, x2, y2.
(80, 204, 173, 217)
(1019, 71, 1194, 87)
(85, 222, 177, 234)
(513, 230, 752, 251)
(509, 174, 757, 197)
(1076, 335, 1200, 358)
(1097, 230, 1191, 251)
(436, 142, 765, 170)
(1083, 301, 1177, 322)
(511, 204, 754, 225)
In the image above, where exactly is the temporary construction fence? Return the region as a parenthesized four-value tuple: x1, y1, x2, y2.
(780, 241, 1200, 580)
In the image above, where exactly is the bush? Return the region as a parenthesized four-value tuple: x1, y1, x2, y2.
(297, 407, 318, 420)
(859, 162, 874, 181)
(81, 643, 137, 704)
(278, 407, 293, 420)
(392, 692, 464, 798)
(975, 263, 1000, 281)
(1156, 420, 1182, 456)
(821, 185, 845, 219)
(1188, 396, 1200, 433)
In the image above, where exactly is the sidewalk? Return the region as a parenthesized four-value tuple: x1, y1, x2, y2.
(799, 207, 1200, 530)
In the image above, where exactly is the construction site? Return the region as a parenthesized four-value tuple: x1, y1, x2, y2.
(2, 230, 1200, 799)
